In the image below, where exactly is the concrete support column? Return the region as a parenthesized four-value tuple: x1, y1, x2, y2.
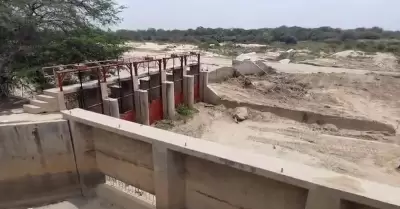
(199, 71, 209, 102)
(305, 187, 341, 209)
(152, 144, 185, 209)
(134, 90, 141, 123)
(103, 98, 120, 118)
(183, 75, 194, 108)
(136, 89, 150, 125)
(132, 75, 139, 91)
(100, 82, 108, 99)
(162, 81, 175, 120)
(182, 66, 189, 76)
(161, 70, 167, 82)
(56, 91, 67, 111)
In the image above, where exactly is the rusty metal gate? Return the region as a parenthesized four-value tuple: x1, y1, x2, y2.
(55, 65, 105, 114)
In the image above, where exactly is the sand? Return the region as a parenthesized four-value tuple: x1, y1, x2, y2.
(211, 72, 400, 131)
(168, 103, 400, 187)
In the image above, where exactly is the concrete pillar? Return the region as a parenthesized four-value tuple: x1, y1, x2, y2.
(199, 71, 209, 102)
(138, 90, 150, 125)
(134, 90, 141, 123)
(152, 144, 185, 209)
(103, 98, 120, 118)
(183, 75, 194, 108)
(132, 75, 139, 91)
(100, 82, 108, 99)
(305, 187, 340, 209)
(162, 81, 175, 120)
(56, 91, 67, 111)
(182, 66, 189, 76)
(161, 70, 167, 82)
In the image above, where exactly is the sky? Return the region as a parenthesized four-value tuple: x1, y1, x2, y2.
(115, 0, 400, 31)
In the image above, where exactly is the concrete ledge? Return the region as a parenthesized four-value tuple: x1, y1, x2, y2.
(96, 184, 155, 209)
(62, 109, 400, 209)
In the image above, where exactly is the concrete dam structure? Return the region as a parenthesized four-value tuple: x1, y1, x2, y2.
(1, 108, 400, 209)
(2, 54, 400, 209)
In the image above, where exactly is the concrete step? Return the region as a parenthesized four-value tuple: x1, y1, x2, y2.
(30, 99, 49, 108)
(43, 89, 67, 111)
(23, 104, 45, 114)
(36, 94, 56, 103)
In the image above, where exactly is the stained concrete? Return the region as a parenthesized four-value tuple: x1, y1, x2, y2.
(62, 109, 400, 209)
(185, 156, 308, 209)
(68, 121, 105, 196)
(208, 67, 235, 83)
(0, 120, 80, 208)
(92, 127, 154, 194)
(233, 60, 264, 76)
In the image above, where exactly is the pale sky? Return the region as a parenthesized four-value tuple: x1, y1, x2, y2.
(115, 0, 400, 30)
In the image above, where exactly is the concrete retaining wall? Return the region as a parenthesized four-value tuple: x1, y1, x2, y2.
(219, 98, 395, 133)
(62, 109, 400, 209)
(233, 60, 265, 76)
(0, 120, 80, 208)
(208, 67, 236, 83)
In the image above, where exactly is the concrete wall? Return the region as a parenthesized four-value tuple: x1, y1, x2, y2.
(0, 120, 80, 208)
(208, 67, 236, 83)
(63, 109, 400, 209)
(233, 60, 264, 76)
(219, 99, 395, 133)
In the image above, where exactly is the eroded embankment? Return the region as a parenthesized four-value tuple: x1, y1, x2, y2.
(219, 98, 396, 134)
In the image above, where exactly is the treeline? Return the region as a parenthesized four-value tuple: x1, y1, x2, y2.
(116, 26, 400, 45)
(1, 0, 128, 97)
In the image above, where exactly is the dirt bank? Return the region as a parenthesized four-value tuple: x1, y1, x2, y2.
(210, 72, 400, 133)
(167, 103, 400, 187)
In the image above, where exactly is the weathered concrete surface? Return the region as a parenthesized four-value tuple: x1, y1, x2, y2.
(103, 98, 120, 118)
(199, 71, 209, 102)
(162, 81, 175, 119)
(152, 145, 185, 209)
(68, 121, 105, 196)
(185, 156, 308, 209)
(208, 67, 235, 83)
(233, 60, 264, 76)
(92, 127, 154, 194)
(183, 75, 195, 108)
(63, 109, 400, 209)
(0, 120, 80, 208)
(96, 184, 154, 209)
(204, 85, 221, 105)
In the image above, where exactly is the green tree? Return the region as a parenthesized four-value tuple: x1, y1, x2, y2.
(0, 0, 128, 97)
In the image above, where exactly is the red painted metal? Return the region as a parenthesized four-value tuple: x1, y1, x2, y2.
(174, 92, 184, 107)
(121, 110, 136, 122)
(149, 99, 163, 124)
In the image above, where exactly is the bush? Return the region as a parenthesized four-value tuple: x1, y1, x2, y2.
(283, 36, 298, 44)
(176, 105, 196, 117)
